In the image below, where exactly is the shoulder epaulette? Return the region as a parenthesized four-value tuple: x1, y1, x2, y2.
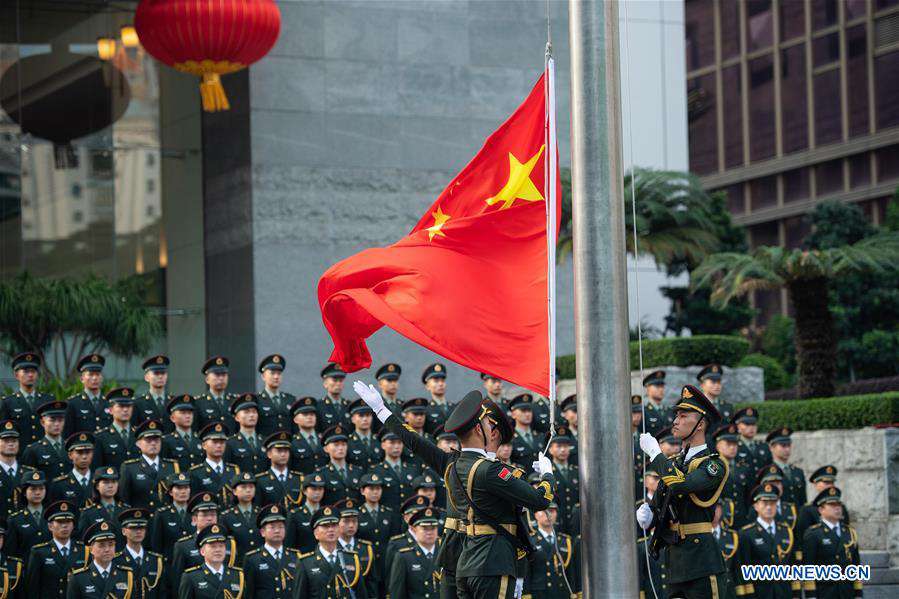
(740, 523, 755, 530)
(398, 547, 413, 553)
(32, 542, 49, 549)
(8, 556, 22, 564)
(254, 472, 268, 478)
(70, 566, 89, 575)
(177, 534, 193, 542)
(147, 550, 162, 558)
(290, 470, 302, 477)
(299, 551, 314, 559)
(9, 509, 23, 517)
(122, 458, 139, 465)
(808, 523, 822, 530)
(51, 474, 68, 482)
(162, 458, 177, 464)
(244, 549, 260, 556)
(230, 566, 243, 571)
(358, 538, 372, 546)
(287, 548, 302, 555)
(189, 463, 203, 470)
(390, 533, 405, 540)
(114, 551, 122, 558)
(117, 565, 132, 571)
(184, 566, 201, 573)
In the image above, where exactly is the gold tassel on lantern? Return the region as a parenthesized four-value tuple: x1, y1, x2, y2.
(174, 59, 244, 112)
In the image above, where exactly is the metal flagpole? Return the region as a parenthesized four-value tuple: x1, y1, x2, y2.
(569, 0, 639, 596)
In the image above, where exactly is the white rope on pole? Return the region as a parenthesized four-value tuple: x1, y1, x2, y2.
(544, 49, 558, 450)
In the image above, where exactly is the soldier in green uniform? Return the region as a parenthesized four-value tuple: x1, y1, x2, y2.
(713, 423, 752, 527)
(376, 363, 403, 415)
(421, 364, 450, 436)
(1, 352, 47, 449)
(524, 502, 577, 599)
(194, 356, 238, 435)
(636, 384, 730, 599)
(797, 466, 850, 537)
(389, 506, 441, 599)
(224, 394, 267, 475)
(801, 487, 862, 599)
(697, 365, 734, 442)
(92, 388, 140, 470)
(243, 503, 300, 599)
(48, 432, 95, 509)
(733, 484, 798, 598)
(255, 431, 302, 509)
(25, 500, 89, 598)
(219, 471, 261, 561)
(481, 373, 506, 412)
(399, 398, 434, 467)
(21, 400, 70, 480)
(346, 399, 382, 470)
(170, 493, 238, 592)
(765, 428, 806, 507)
(64, 354, 110, 438)
(355, 472, 402, 567)
(284, 473, 325, 553)
(0, 521, 24, 599)
(637, 531, 666, 599)
(509, 394, 541, 470)
(558, 395, 578, 466)
(315, 425, 363, 505)
(754, 465, 798, 531)
(545, 425, 577, 534)
(732, 408, 770, 473)
(161, 395, 204, 472)
(643, 370, 674, 437)
(657, 427, 683, 458)
(66, 520, 134, 599)
(319, 363, 349, 432)
(0, 420, 31, 522)
(335, 499, 376, 596)
(384, 495, 432, 583)
(189, 422, 239, 506)
(147, 472, 191, 562)
(288, 397, 326, 474)
(132, 355, 171, 433)
(291, 506, 369, 599)
(77, 467, 128, 550)
(256, 354, 294, 439)
(178, 523, 245, 599)
(633, 394, 647, 500)
(114, 508, 164, 599)
(119, 420, 179, 512)
(5, 470, 49, 560)
(712, 500, 739, 597)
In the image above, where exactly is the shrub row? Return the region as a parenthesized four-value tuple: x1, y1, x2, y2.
(734, 392, 899, 432)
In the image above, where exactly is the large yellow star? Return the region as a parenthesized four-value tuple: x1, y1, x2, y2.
(485, 144, 546, 210)
(426, 206, 451, 241)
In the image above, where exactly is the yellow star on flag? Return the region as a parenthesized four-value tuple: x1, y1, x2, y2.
(426, 206, 451, 241)
(485, 144, 545, 210)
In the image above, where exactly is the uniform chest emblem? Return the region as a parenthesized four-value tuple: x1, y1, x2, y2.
(259, 563, 268, 570)
(822, 538, 831, 545)
(412, 564, 422, 571)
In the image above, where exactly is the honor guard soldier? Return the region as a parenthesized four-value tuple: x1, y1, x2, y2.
(525, 502, 578, 599)
(733, 407, 770, 472)
(734, 483, 798, 598)
(481, 373, 505, 407)
(713, 423, 752, 528)
(656, 427, 683, 458)
(25, 500, 89, 598)
(66, 520, 133, 599)
(220, 472, 261, 560)
(636, 532, 664, 599)
(367, 428, 422, 510)
(119, 420, 179, 511)
(161, 395, 204, 472)
(335, 499, 376, 597)
(148, 472, 191, 562)
(546, 425, 578, 534)
(22, 400, 71, 480)
(178, 524, 245, 599)
(642, 370, 673, 436)
(194, 357, 237, 435)
(356, 473, 402, 580)
(92, 388, 139, 470)
(189, 422, 240, 506)
(170, 493, 238, 592)
(386, 495, 432, 578)
(291, 506, 369, 599)
(712, 500, 740, 594)
(766, 427, 806, 506)
(243, 504, 300, 599)
(77, 467, 128, 549)
(633, 394, 647, 499)
(64, 354, 111, 438)
(224, 394, 267, 475)
(49, 432, 96, 509)
(255, 432, 302, 508)
(284, 473, 326, 553)
(2, 352, 47, 448)
(256, 354, 294, 438)
(509, 394, 541, 470)
(697, 364, 734, 435)
(114, 509, 164, 599)
(801, 487, 861, 599)
(347, 399, 382, 470)
(559, 395, 579, 465)
(316, 425, 363, 505)
(0, 421, 31, 521)
(421, 364, 450, 435)
(5, 471, 49, 560)
(399, 398, 433, 466)
(0, 521, 23, 599)
(797, 466, 850, 537)
(376, 363, 403, 414)
(289, 397, 326, 474)
(388, 507, 441, 599)
(755, 465, 799, 530)
(132, 356, 171, 433)
(319, 363, 349, 431)
(410, 473, 439, 508)
(636, 384, 730, 599)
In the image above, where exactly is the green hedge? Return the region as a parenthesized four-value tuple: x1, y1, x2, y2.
(735, 393, 899, 432)
(738, 353, 791, 391)
(556, 335, 749, 378)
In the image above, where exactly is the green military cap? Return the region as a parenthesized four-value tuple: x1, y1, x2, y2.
(756, 463, 784, 485)
(409, 506, 441, 527)
(378, 427, 400, 442)
(712, 423, 740, 443)
(320, 362, 346, 379)
(202, 356, 229, 375)
(135, 419, 163, 439)
(642, 370, 665, 387)
(231, 471, 256, 488)
(335, 498, 360, 518)
(655, 427, 678, 445)
(412, 474, 438, 489)
(65, 431, 94, 451)
(229, 393, 258, 415)
(256, 503, 287, 528)
(479, 372, 500, 381)
(45, 500, 77, 521)
(421, 363, 447, 384)
(310, 506, 339, 528)
(644, 467, 660, 478)
(400, 494, 430, 516)
(509, 393, 534, 411)
(167, 394, 194, 413)
(548, 425, 574, 445)
(167, 472, 190, 487)
(21, 470, 46, 487)
(673, 385, 721, 422)
(142, 355, 169, 372)
(118, 508, 149, 528)
(105, 387, 135, 405)
(347, 398, 373, 416)
(303, 473, 326, 489)
(93, 466, 119, 484)
(290, 396, 318, 416)
(77, 353, 105, 372)
(187, 492, 218, 513)
(444, 390, 488, 436)
(809, 465, 838, 483)
(0, 420, 18, 439)
(359, 472, 383, 488)
(630, 394, 643, 413)
(697, 364, 723, 382)
(732, 407, 758, 425)
(196, 523, 228, 548)
(813, 486, 842, 506)
(434, 425, 458, 442)
(264, 430, 292, 450)
(322, 425, 348, 445)
(11, 352, 40, 371)
(82, 520, 116, 544)
(560, 394, 577, 412)
(401, 397, 429, 414)
(377, 363, 401, 381)
(199, 422, 229, 441)
(258, 353, 285, 373)
(751, 482, 781, 502)
(765, 426, 793, 445)
(37, 399, 67, 417)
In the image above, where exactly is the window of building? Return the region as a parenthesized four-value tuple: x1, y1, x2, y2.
(72, 210, 83, 223)
(779, 1, 806, 41)
(816, 158, 845, 196)
(750, 220, 779, 248)
(783, 215, 811, 248)
(846, 25, 870, 137)
(876, 0, 899, 10)
(845, 0, 868, 21)
(749, 56, 776, 162)
(814, 69, 842, 146)
(146, 205, 155, 217)
(720, 0, 741, 60)
(688, 74, 718, 175)
(71, 183, 81, 198)
(146, 179, 155, 193)
(813, 33, 840, 67)
(146, 153, 155, 167)
(746, 0, 774, 51)
(782, 168, 810, 203)
(849, 153, 871, 188)
(874, 51, 899, 130)
(722, 65, 744, 168)
(812, 0, 839, 30)
(878, 145, 899, 181)
(724, 183, 745, 215)
(781, 45, 809, 154)
(685, 0, 716, 71)
(750, 175, 778, 211)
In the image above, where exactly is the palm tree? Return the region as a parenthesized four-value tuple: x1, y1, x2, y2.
(557, 167, 721, 265)
(691, 234, 899, 398)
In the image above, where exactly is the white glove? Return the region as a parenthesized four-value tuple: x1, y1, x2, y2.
(639, 432, 662, 461)
(636, 502, 653, 530)
(514, 577, 524, 598)
(532, 452, 553, 476)
(352, 381, 391, 423)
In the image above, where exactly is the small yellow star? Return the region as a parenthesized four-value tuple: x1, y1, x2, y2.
(485, 144, 545, 210)
(426, 206, 451, 241)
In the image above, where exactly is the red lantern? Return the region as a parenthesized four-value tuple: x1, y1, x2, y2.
(135, 0, 281, 112)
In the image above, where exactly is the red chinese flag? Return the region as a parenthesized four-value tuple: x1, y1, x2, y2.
(318, 73, 560, 395)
